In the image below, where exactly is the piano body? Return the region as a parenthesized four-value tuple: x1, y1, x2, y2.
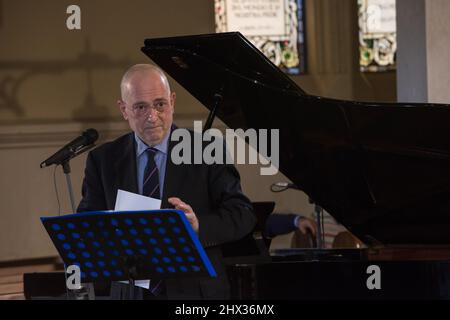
(141, 32, 450, 299)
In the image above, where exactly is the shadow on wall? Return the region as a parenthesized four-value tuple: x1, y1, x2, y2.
(0, 38, 132, 121)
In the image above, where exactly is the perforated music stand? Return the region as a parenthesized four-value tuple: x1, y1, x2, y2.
(41, 209, 217, 298)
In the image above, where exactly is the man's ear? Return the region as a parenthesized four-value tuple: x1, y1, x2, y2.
(117, 99, 128, 120)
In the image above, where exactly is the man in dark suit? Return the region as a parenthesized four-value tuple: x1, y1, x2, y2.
(77, 64, 256, 299)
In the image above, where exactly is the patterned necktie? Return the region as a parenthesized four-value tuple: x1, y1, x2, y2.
(142, 148, 160, 199)
(142, 147, 164, 296)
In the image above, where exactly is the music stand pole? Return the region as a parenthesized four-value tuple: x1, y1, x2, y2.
(61, 161, 76, 213)
(125, 256, 139, 300)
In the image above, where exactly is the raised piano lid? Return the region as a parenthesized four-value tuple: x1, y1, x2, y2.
(142, 32, 450, 247)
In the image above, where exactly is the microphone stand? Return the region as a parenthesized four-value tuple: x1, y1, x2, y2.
(313, 202, 324, 249)
(61, 160, 76, 213)
(306, 197, 325, 249)
(57, 143, 94, 213)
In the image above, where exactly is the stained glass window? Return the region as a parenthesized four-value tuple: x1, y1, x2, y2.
(215, 0, 306, 75)
(359, 0, 397, 72)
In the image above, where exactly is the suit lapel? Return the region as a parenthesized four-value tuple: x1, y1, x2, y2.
(161, 126, 188, 208)
(114, 133, 138, 195)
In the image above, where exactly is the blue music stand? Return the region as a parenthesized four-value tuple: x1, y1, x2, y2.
(40, 209, 217, 295)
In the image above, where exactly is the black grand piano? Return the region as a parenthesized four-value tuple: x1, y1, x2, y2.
(141, 32, 450, 299)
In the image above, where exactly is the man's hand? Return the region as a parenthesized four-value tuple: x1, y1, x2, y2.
(297, 217, 317, 236)
(168, 197, 199, 233)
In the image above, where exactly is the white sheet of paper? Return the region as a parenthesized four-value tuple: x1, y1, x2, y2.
(114, 189, 161, 211)
(114, 189, 162, 289)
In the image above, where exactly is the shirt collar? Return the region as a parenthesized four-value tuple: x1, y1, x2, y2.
(134, 131, 169, 157)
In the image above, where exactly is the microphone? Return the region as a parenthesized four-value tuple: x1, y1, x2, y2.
(40, 128, 98, 168)
(270, 182, 300, 192)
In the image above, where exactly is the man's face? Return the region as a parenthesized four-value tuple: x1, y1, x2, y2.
(118, 71, 175, 146)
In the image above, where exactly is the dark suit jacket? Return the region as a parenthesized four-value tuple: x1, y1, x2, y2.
(77, 129, 256, 299)
(264, 214, 299, 239)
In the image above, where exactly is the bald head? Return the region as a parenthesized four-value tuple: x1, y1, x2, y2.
(118, 63, 176, 146)
(120, 64, 171, 101)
